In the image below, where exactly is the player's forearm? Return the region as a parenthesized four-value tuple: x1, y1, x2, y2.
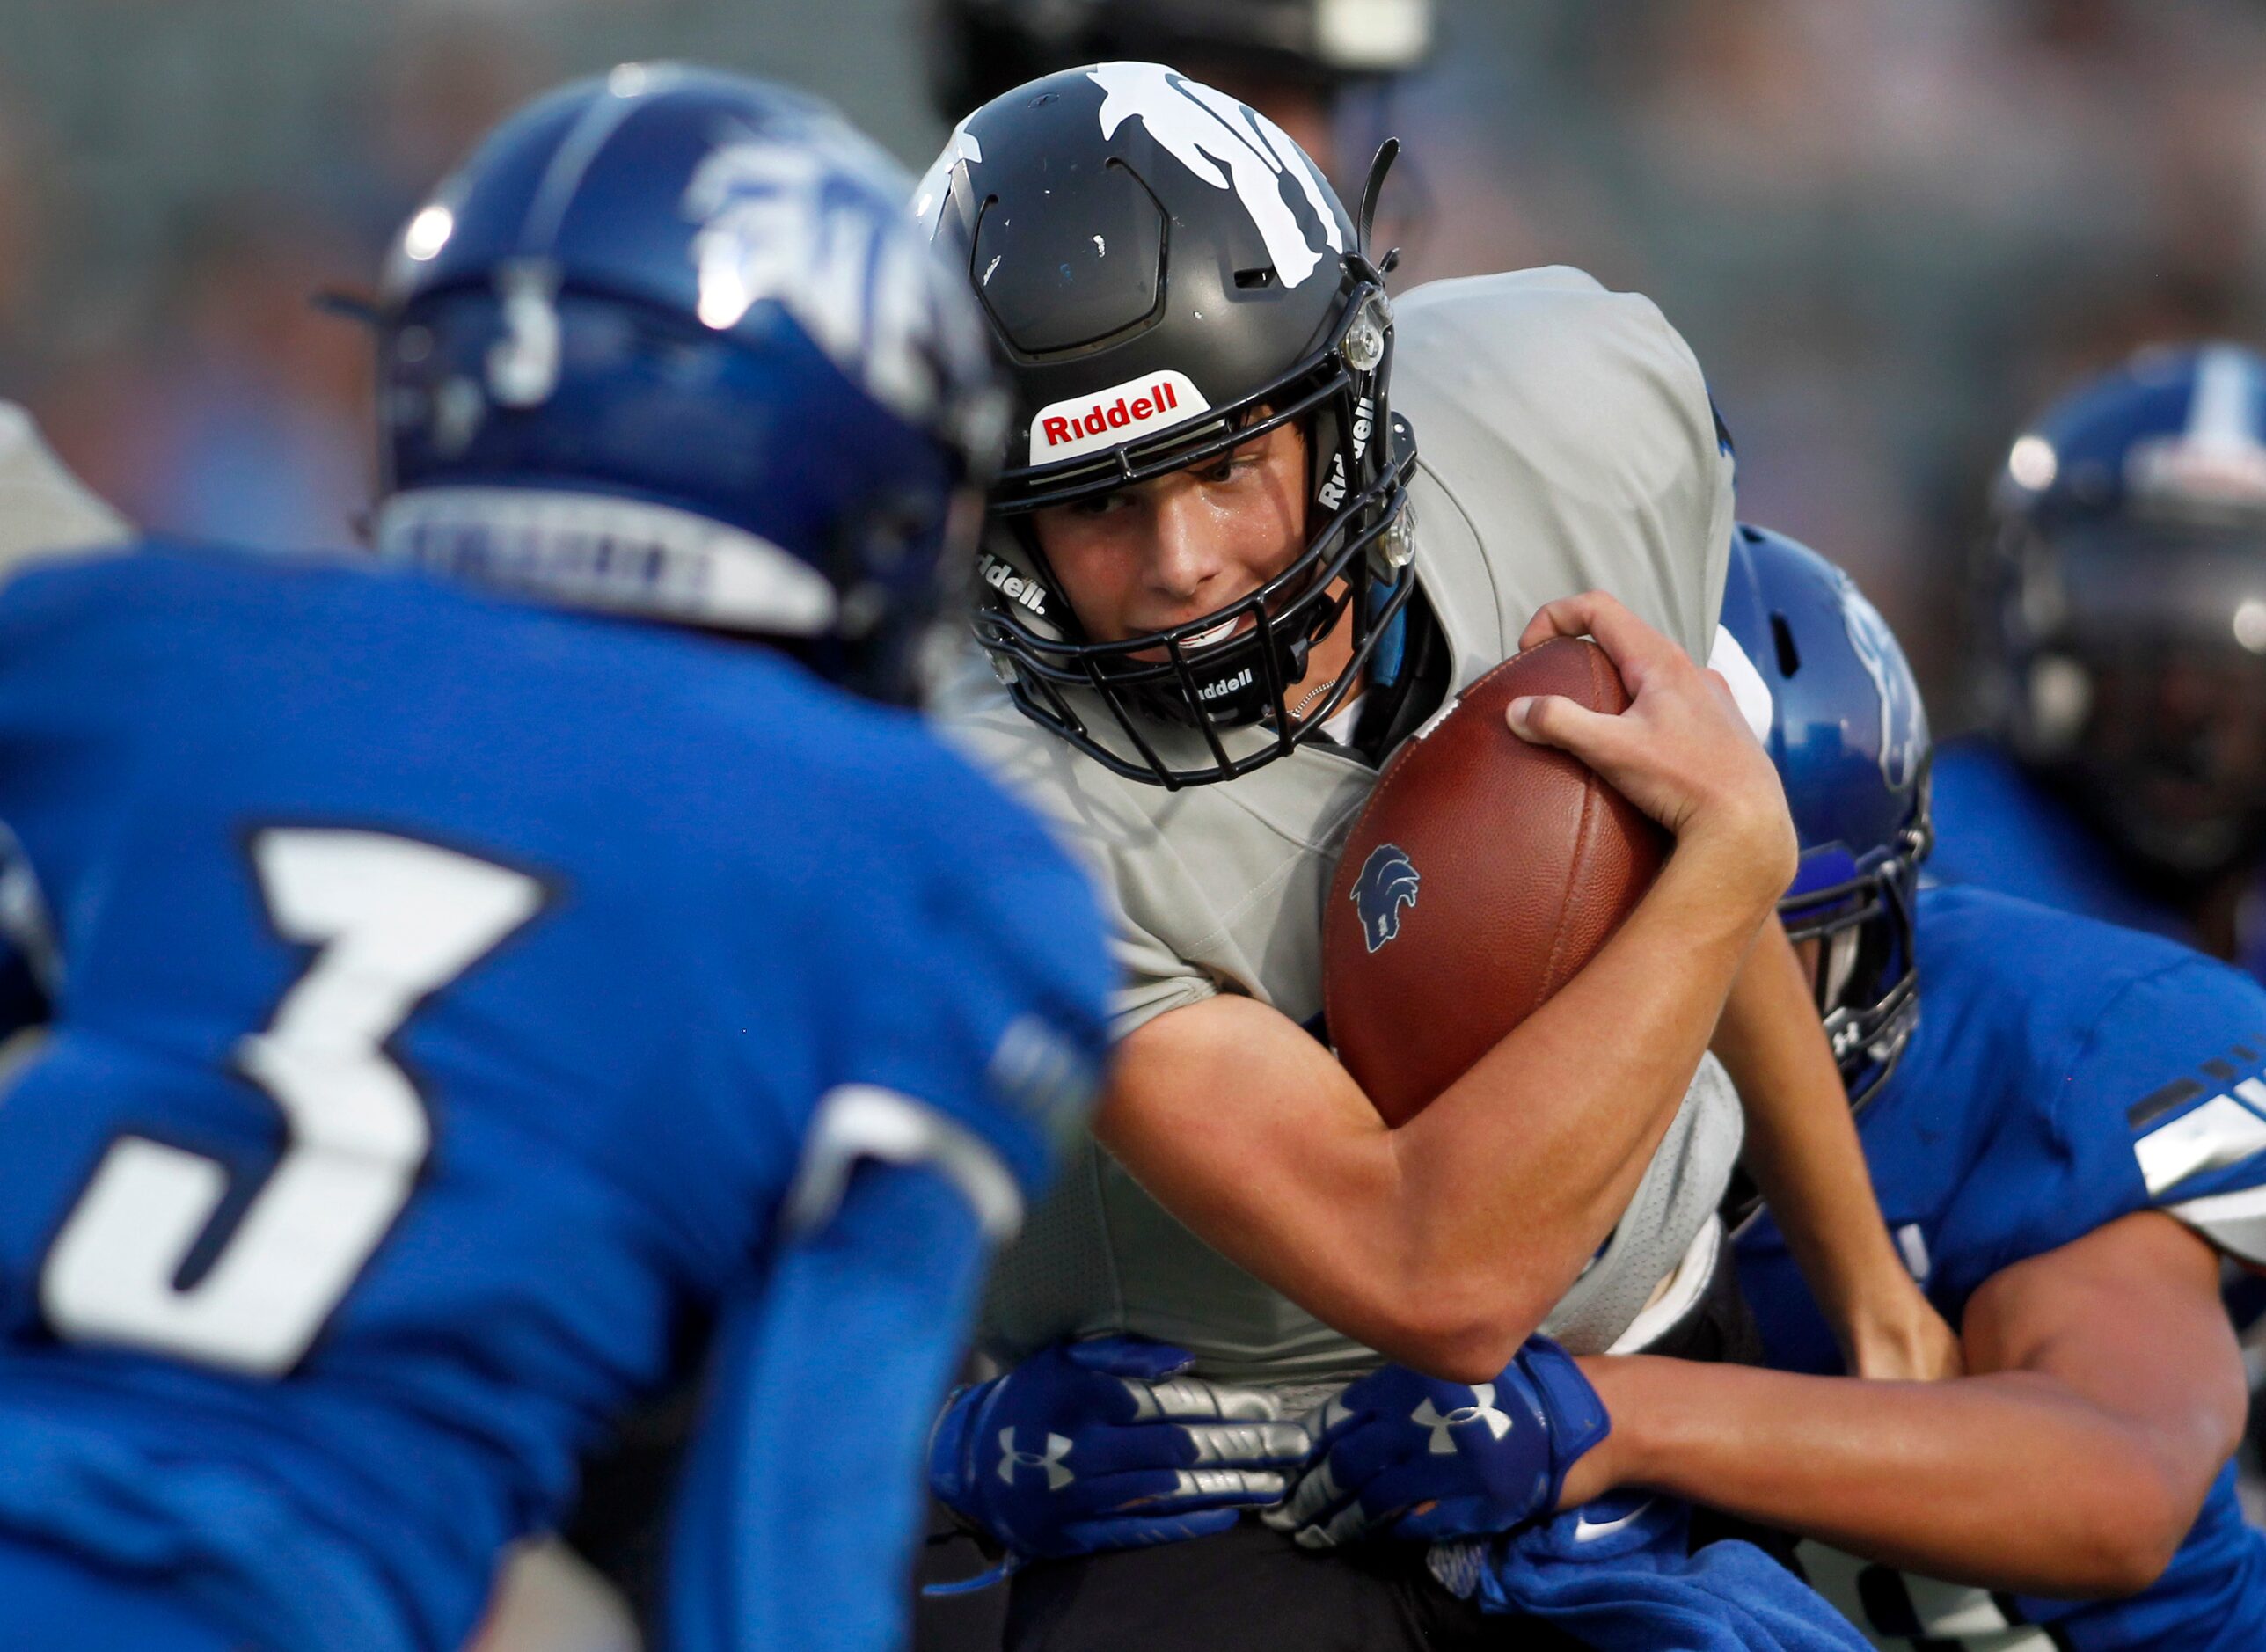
(1391, 841, 1770, 1350)
(1580, 1356, 2199, 1597)
(1099, 837, 1774, 1382)
(1712, 920, 1948, 1376)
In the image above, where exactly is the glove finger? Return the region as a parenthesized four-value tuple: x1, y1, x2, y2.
(1054, 1420, 1311, 1480)
(1290, 1492, 1380, 1551)
(1061, 1336, 1196, 1383)
(1327, 1363, 1435, 1417)
(1363, 1454, 1546, 1539)
(1025, 1465, 1187, 1522)
(1390, 1495, 1495, 1546)
(1299, 1386, 1362, 1450)
(1311, 1410, 1425, 1492)
(1052, 1508, 1241, 1556)
(1060, 1466, 1290, 1518)
(998, 1462, 1284, 1552)
(1180, 1419, 1313, 1467)
(1121, 1466, 1292, 1510)
(1390, 1492, 1547, 1546)
(1120, 1373, 1288, 1424)
(1263, 1456, 1350, 1533)
(1316, 1460, 1429, 1542)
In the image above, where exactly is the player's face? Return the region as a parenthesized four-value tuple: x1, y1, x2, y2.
(2085, 644, 2266, 845)
(1029, 417, 1309, 647)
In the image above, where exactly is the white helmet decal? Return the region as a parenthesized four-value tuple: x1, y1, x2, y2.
(1027, 369, 1211, 465)
(1087, 62, 1343, 289)
(1840, 578, 1928, 792)
(683, 126, 978, 427)
(2128, 343, 2266, 508)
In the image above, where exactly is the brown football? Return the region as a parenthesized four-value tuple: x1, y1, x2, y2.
(1324, 636, 1668, 1127)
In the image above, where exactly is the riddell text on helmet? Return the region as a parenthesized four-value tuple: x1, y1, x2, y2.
(1027, 370, 1211, 465)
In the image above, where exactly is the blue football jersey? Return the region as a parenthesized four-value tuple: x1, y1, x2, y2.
(1737, 886, 2266, 1651)
(0, 543, 1113, 1652)
(1929, 735, 2266, 984)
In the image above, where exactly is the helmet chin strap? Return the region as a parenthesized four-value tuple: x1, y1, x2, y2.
(1286, 641, 1342, 724)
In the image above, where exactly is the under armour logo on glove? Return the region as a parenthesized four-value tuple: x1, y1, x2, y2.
(929, 1335, 1312, 1564)
(1412, 1385, 1515, 1454)
(997, 1428, 1075, 1490)
(1268, 1337, 1609, 1550)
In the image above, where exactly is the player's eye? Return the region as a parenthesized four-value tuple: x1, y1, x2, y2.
(1071, 490, 1129, 518)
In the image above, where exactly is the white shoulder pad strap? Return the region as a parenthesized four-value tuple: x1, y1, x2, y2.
(782, 1084, 1024, 1243)
(1707, 625, 1773, 744)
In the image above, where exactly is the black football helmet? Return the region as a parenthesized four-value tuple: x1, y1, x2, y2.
(917, 62, 1417, 787)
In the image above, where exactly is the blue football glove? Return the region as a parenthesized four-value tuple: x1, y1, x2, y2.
(929, 1336, 1312, 1560)
(1263, 1337, 1609, 1549)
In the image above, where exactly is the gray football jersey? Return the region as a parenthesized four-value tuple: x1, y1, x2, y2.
(940, 267, 1743, 1383)
(0, 405, 132, 572)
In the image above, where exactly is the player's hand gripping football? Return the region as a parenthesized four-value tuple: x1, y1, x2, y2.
(929, 1336, 1312, 1561)
(1263, 1338, 1609, 1549)
(1509, 591, 1797, 917)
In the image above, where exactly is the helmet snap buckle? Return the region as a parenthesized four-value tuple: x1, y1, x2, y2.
(1376, 502, 1416, 571)
(1341, 295, 1390, 375)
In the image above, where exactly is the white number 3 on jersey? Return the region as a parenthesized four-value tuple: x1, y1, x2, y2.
(41, 828, 545, 1375)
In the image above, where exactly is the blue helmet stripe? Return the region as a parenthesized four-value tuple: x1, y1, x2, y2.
(517, 67, 671, 257)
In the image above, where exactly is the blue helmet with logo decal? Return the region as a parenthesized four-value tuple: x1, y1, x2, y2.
(1984, 343, 2266, 880)
(373, 63, 1005, 701)
(1721, 524, 1931, 1111)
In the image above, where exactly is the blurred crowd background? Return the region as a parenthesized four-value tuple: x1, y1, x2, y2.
(4, 0, 2264, 719)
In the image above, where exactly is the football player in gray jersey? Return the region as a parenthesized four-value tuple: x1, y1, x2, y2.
(915, 64, 1947, 1648)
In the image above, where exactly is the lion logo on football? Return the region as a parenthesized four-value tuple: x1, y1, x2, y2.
(1351, 843, 1421, 954)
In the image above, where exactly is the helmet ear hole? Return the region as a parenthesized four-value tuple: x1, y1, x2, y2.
(1770, 611, 1801, 678)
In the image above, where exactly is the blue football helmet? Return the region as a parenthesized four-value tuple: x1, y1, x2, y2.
(373, 63, 1005, 701)
(1985, 343, 2266, 879)
(1721, 524, 1931, 1110)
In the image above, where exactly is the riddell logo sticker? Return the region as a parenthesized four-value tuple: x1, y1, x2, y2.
(1029, 371, 1210, 465)
(978, 551, 1049, 618)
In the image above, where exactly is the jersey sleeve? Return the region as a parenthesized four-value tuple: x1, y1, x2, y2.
(791, 749, 1115, 1244)
(1391, 267, 1736, 664)
(2059, 953, 2266, 1265)
(1104, 912, 1217, 1038)
(664, 1152, 992, 1652)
